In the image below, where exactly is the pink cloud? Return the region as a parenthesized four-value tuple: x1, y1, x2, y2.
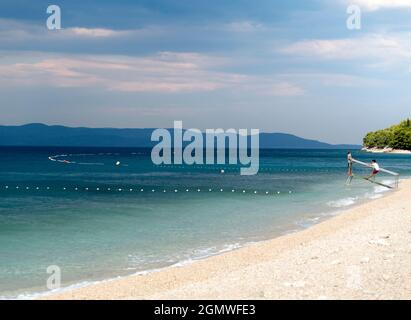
(0, 52, 246, 93)
(0, 52, 305, 96)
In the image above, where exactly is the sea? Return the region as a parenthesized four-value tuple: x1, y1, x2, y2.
(0, 147, 410, 298)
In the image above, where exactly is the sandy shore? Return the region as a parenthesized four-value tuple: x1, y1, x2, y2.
(44, 180, 411, 300)
(362, 147, 411, 154)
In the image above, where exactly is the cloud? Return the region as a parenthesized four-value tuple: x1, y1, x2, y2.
(343, 0, 411, 11)
(279, 72, 383, 88)
(0, 51, 307, 96)
(0, 18, 159, 45)
(280, 33, 411, 69)
(223, 21, 267, 33)
(109, 81, 222, 93)
(66, 27, 129, 38)
(0, 52, 246, 93)
(266, 82, 305, 96)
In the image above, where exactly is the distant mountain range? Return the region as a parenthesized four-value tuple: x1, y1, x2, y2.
(0, 123, 361, 149)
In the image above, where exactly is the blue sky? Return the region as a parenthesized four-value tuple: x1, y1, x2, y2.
(0, 0, 411, 143)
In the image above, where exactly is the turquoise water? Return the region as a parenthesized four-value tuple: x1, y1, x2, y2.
(0, 147, 410, 298)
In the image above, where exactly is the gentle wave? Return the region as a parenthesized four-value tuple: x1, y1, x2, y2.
(1, 242, 246, 300)
(327, 197, 358, 208)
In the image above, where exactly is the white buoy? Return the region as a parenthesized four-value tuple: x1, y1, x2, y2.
(116, 161, 121, 166)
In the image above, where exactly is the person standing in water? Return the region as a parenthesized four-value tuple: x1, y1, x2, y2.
(346, 151, 354, 185)
(347, 152, 353, 176)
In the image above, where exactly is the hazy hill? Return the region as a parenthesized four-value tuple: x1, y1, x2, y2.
(0, 123, 361, 149)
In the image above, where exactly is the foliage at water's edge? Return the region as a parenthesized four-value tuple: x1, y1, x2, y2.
(363, 119, 411, 151)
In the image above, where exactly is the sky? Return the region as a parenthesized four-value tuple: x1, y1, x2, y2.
(0, 0, 411, 144)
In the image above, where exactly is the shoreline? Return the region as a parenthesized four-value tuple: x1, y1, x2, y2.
(7, 191, 376, 300)
(42, 179, 411, 300)
(361, 147, 411, 154)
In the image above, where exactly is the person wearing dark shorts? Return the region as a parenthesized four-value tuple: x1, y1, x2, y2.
(368, 160, 380, 180)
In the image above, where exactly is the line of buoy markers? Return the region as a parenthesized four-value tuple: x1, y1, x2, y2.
(2, 185, 293, 195)
(155, 165, 334, 173)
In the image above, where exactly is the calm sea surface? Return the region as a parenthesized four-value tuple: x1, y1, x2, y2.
(0, 147, 410, 298)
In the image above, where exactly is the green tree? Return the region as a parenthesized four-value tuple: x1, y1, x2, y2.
(363, 118, 411, 151)
(390, 128, 411, 150)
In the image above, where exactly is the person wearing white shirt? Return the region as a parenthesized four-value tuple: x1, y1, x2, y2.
(368, 159, 380, 179)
